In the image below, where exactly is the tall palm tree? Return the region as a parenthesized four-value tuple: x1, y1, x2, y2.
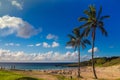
(66, 28, 90, 78)
(78, 5, 110, 79)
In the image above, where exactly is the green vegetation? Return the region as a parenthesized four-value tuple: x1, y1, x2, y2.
(0, 70, 44, 80)
(66, 56, 120, 67)
(56, 75, 77, 80)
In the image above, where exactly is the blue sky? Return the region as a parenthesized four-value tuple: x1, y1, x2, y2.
(0, 0, 119, 62)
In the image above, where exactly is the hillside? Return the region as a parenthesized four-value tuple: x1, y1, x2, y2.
(66, 56, 120, 67)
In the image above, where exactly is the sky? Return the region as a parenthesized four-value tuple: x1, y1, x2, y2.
(0, 0, 119, 62)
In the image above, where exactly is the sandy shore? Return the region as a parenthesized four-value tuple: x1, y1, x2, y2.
(40, 65, 120, 80)
(11, 65, 120, 80)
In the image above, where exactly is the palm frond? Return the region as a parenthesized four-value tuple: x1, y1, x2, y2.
(68, 34, 76, 40)
(79, 22, 92, 28)
(85, 27, 91, 37)
(81, 26, 91, 37)
(78, 17, 88, 22)
(97, 6, 102, 20)
(89, 5, 96, 12)
(89, 5, 96, 18)
(99, 26, 108, 36)
(73, 28, 80, 37)
(100, 15, 110, 20)
(84, 10, 91, 16)
(81, 42, 86, 49)
(98, 21, 104, 27)
(66, 41, 75, 47)
(83, 39, 91, 45)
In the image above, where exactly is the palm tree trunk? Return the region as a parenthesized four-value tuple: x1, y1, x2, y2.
(92, 29, 98, 79)
(78, 46, 80, 78)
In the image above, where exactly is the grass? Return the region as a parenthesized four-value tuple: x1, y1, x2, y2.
(102, 58, 120, 67)
(0, 70, 44, 80)
(55, 75, 78, 80)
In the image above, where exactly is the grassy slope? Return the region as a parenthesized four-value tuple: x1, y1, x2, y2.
(66, 56, 120, 67)
(0, 70, 44, 80)
(102, 57, 120, 66)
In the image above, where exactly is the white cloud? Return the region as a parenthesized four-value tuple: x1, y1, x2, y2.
(5, 43, 20, 46)
(88, 47, 99, 53)
(35, 43, 41, 46)
(0, 49, 83, 62)
(42, 42, 59, 48)
(0, 49, 92, 62)
(43, 42, 50, 48)
(46, 34, 58, 40)
(81, 55, 91, 61)
(66, 46, 73, 49)
(0, 15, 41, 38)
(27, 43, 41, 47)
(52, 41, 59, 48)
(11, 0, 23, 10)
(27, 45, 34, 47)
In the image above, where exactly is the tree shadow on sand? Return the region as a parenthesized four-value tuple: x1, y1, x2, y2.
(16, 77, 38, 80)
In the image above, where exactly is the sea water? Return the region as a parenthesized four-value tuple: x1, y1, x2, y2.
(0, 62, 74, 70)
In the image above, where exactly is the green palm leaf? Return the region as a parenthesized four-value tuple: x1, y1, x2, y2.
(100, 15, 110, 20)
(83, 39, 91, 45)
(79, 22, 92, 28)
(68, 34, 76, 40)
(97, 6, 102, 20)
(78, 17, 88, 22)
(99, 26, 108, 36)
(84, 10, 91, 16)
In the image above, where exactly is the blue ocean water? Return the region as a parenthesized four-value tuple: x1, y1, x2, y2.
(0, 62, 74, 70)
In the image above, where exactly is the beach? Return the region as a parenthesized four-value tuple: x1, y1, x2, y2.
(7, 64, 120, 80)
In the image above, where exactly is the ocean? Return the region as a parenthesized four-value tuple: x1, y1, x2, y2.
(0, 62, 75, 70)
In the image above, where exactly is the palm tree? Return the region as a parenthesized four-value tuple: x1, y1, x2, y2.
(66, 28, 90, 78)
(78, 5, 110, 79)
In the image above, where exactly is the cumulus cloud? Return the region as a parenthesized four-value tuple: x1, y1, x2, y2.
(5, 43, 20, 46)
(0, 15, 41, 38)
(43, 42, 51, 48)
(0, 49, 91, 62)
(11, 0, 23, 10)
(52, 41, 59, 48)
(81, 55, 91, 61)
(42, 42, 59, 48)
(46, 34, 58, 40)
(88, 47, 99, 53)
(35, 43, 41, 46)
